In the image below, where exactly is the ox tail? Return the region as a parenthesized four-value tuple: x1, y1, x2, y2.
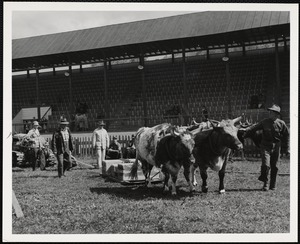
(129, 159, 139, 180)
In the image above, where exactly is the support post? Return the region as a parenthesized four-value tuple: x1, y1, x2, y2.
(35, 69, 41, 121)
(68, 65, 73, 119)
(103, 61, 109, 126)
(224, 45, 231, 118)
(139, 55, 147, 126)
(275, 37, 281, 106)
(182, 47, 188, 124)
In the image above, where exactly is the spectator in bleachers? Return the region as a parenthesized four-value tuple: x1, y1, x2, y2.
(165, 103, 181, 117)
(201, 106, 212, 129)
(75, 100, 89, 131)
(250, 95, 259, 109)
(258, 93, 265, 108)
(40, 117, 48, 132)
(123, 135, 136, 159)
(202, 106, 209, 120)
(106, 136, 122, 159)
(24, 120, 30, 133)
(92, 120, 109, 171)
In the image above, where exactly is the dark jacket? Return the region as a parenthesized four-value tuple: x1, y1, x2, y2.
(244, 118, 289, 151)
(51, 127, 73, 154)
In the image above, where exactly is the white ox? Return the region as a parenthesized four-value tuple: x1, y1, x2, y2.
(130, 123, 172, 187)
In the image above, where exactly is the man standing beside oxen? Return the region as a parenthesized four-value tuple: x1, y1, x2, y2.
(243, 104, 289, 191)
(92, 120, 109, 172)
(52, 118, 74, 178)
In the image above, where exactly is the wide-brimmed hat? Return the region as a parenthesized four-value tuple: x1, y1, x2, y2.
(32, 121, 39, 126)
(97, 120, 105, 126)
(267, 104, 281, 114)
(60, 118, 69, 125)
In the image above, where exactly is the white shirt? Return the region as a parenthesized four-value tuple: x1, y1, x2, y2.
(61, 128, 69, 142)
(92, 127, 109, 149)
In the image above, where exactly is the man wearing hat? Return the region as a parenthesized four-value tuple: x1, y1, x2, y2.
(124, 134, 136, 159)
(92, 120, 109, 171)
(106, 136, 122, 159)
(25, 121, 42, 171)
(243, 104, 289, 191)
(51, 118, 74, 178)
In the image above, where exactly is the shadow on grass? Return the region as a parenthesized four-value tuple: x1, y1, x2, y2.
(224, 188, 264, 192)
(90, 185, 195, 200)
(17, 175, 58, 179)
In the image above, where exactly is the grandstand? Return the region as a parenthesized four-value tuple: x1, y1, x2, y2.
(12, 46, 290, 132)
(12, 11, 290, 133)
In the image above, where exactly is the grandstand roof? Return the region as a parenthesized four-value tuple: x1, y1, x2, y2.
(12, 11, 290, 71)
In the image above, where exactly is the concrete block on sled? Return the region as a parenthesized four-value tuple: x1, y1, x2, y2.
(102, 159, 163, 184)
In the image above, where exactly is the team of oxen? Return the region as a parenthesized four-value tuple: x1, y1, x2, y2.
(129, 116, 261, 195)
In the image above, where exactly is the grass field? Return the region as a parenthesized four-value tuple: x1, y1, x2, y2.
(12, 157, 290, 235)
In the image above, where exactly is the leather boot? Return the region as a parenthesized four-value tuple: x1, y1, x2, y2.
(258, 166, 270, 182)
(269, 167, 278, 190)
(262, 181, 269, 191)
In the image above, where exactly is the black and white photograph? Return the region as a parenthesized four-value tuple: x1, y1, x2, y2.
(3, 2, 298, 242)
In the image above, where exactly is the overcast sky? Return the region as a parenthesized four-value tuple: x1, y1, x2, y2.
(10, 2, 295, 40)
(12, 11, 194, 39)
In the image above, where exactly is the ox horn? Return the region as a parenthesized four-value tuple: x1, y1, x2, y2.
(209, 119, 220, 128)
(232, 116, 242, 124)
(171, 126, 180, 136)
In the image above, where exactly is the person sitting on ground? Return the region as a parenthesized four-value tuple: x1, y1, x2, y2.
(106, 136, 122, 159)
(124, 135, 136, 159)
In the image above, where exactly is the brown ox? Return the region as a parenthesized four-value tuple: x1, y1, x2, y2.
(129, 123, 195, 195)
(155, 127, 195, 195)
(191, 116, 243, 194)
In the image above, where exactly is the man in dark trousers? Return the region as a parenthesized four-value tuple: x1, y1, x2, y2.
(52, 118, 74, 178)
(243, 104, 289, 191)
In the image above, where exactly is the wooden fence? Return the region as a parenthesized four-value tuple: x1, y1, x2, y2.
(45, 133, 135, 158)
(45, 133, 260, 159)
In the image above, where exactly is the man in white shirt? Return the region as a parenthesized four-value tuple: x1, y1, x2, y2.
(92, 120, 109, 171)
(25, 121, 42, 171)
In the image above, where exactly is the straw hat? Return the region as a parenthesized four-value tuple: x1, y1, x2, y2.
(60, 118, 69, 125)
(98, 120, 105, 126)
(267, 104, 281, 114)
(32, 121, 40, 126)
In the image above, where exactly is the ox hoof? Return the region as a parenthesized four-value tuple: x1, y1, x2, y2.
(219, 189, 225, 194)
(201, 186, 208, 193)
